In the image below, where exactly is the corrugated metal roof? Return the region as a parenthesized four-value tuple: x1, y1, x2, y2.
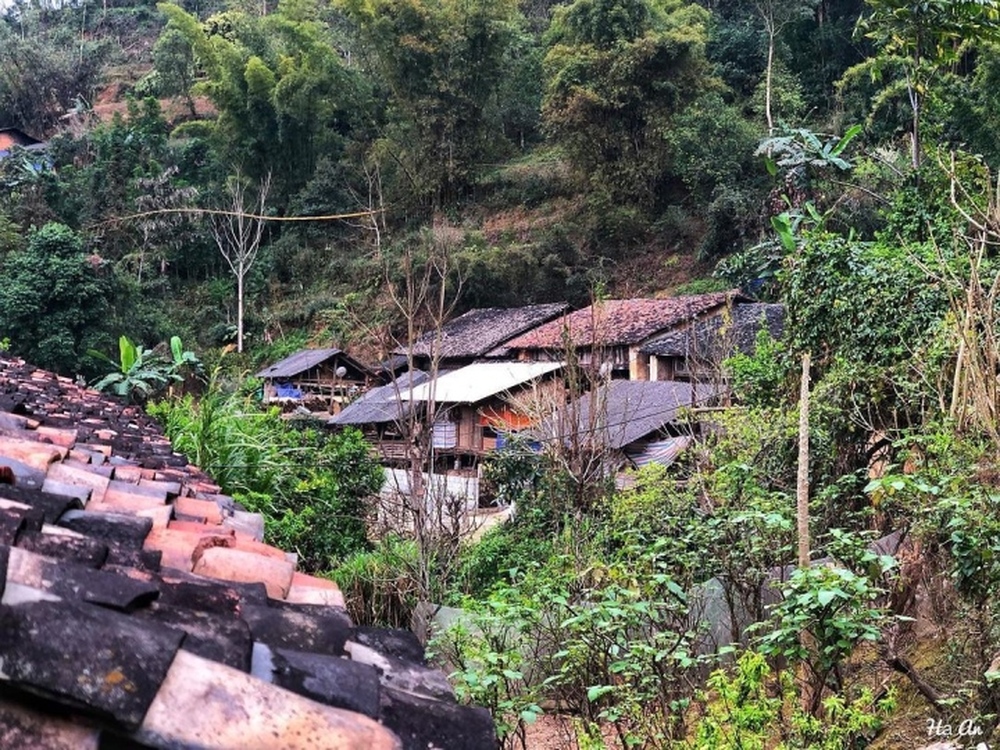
(329, 370, 430, 425)
(505, 292, 750, 350)
(624, 436, 692, 468)
(542, 380, 720, 449)
(402, 362, 563, 404)
(256, 348, 351, 379)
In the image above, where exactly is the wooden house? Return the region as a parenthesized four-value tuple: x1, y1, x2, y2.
(328, 370, 431, 463)
(639, 303, 785, 383)
(332, 361, 563, 469)
(536, 379, 722, 477)
(395, 303, 569, 371)
(255, 348, 372, 413)
(400, 361, 563, 469)
(503, 292, 751, 380)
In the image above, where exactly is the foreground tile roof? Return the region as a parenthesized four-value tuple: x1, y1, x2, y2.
(504, 292, 748, 350)
(0, 357, 495, 750)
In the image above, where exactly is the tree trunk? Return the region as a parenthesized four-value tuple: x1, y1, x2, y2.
(765, 32, 776, 137)
(237, 265, 245, 353)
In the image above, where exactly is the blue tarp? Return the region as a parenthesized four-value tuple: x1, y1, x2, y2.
(275, 382, 303, 399)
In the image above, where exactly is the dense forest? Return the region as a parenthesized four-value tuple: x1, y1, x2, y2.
(6, 0, 1000, 746)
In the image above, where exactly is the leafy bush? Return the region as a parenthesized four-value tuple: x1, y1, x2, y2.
(725, 329, 793, 408)
(693, 650, 894, 749)
(149, 390, 383, 571)
(756, 563, 891, 713)
(436, 548, 715, 747)
(333, 536, 421, 628)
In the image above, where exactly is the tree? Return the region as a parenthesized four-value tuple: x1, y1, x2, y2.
(158, 1, 368, 200)
(857, 0, 1000, 168)
(0, 223, 113, 374)
(339, 0, 520, 209)
(153, 26, 198, 116)
(753, 0, 817, 136)
(0, 24, 106, 135)
(210, 171, 271, 353)
(541, 0, 715, 209)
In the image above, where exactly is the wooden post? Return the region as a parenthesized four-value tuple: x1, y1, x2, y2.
(796, 351, 813, 712)
(797, 352, 810, 568)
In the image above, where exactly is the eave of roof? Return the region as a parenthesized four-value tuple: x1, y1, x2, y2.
(542, 380, 721, 449)
(330, 370, 431, 425)
(401, 362, 564, 404)
(639, 303, 785, 357)
(256, 348, 370, 380)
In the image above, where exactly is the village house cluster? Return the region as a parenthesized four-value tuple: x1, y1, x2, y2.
(256, 291, 785, 514)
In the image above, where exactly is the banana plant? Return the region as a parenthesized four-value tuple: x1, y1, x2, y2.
(90, 335, 178, 404)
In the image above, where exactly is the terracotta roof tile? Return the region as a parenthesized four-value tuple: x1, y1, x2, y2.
(0, 436, 64, 471)
(0, 356, 497, 749)
(135, 650, 401, 750)
(193, 546, 295, 599)
(0, 696, 101, 749)
(173, 495, 223, 524)
(46, 463, 110, 504)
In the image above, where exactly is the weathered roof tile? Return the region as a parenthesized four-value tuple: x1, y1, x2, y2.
(0, 600, 183, 730)
(193, 546, 295, 599)
(0, 484, 81, 523)
(242, 603, 353, 657)
(271, 647, 382, 718)
(46, 463, 109, 504)
(173, 495, 223, 524)
(505, 292, 748, 350)
(133, 650, 401, 750)
(0, 356, 495, 749)
(0, 697, 101, 750)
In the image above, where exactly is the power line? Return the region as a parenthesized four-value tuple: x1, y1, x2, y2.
(88, 206, 383, 230)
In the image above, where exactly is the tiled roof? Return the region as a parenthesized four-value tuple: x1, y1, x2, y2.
(0, 357, 495, 750)
(541, 380, 721, 450)
(330, 370, 431, 426)
(504, 292, 748, 350)
(639, 303, 785, 358)
(398, 303, 570, 360)
(256, 348, 371, 380)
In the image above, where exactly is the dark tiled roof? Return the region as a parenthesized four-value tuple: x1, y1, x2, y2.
(543, 380, 721, 450)
(256, 348, 371, 380)
(330, 370, 431, 426)
(640, 303, 785, 358)
(505, 292, 748, 350)
(400, 303, 570, 360)
(0, 357, 496, 750)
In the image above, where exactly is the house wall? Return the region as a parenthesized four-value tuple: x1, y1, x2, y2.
(629, 347, 650, 380)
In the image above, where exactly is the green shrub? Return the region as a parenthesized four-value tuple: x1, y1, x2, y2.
(333, 536, 421, 628)
(150, 390, 382, 571)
